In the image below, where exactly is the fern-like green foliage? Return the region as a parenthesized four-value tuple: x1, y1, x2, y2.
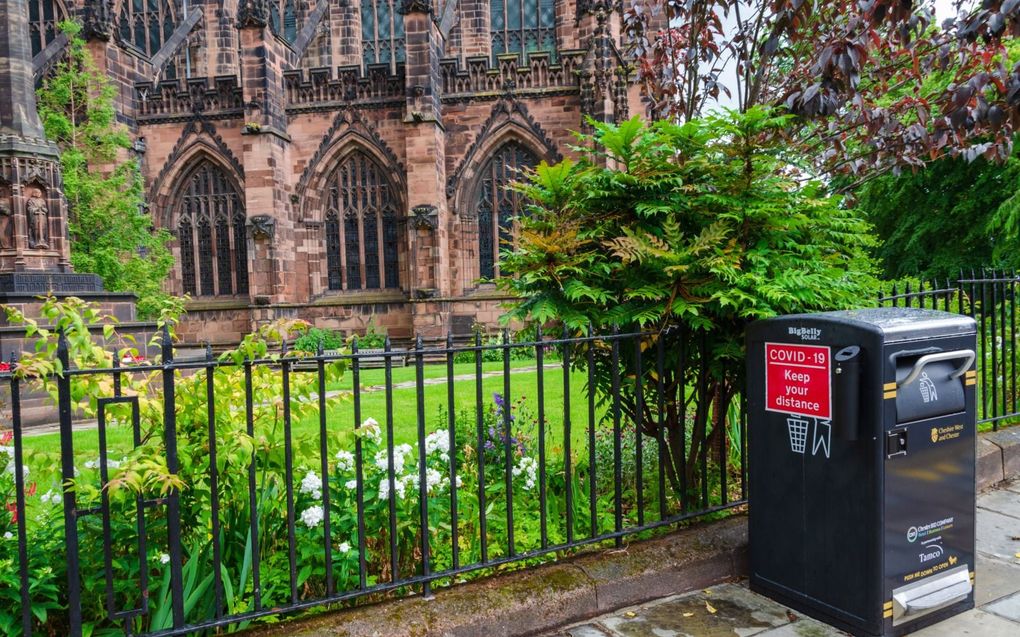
(36, 22, 174, 319)
(499, 107, 879, 370)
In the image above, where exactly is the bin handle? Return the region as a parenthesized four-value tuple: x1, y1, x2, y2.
(897, 350, 975, 388)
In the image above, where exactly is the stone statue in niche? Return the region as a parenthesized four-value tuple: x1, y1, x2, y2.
(0, 187, 12, 249)
(26, 187, 49, 249)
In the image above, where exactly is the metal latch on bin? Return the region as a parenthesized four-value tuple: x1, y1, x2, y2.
(891, 565, 971, 625)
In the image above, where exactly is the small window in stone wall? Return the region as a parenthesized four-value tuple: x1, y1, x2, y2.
(490, 0, 557, 62)
(324, 151, 402, 292)
(176, 160, 249, 297)
(118, 0, 180, 58)
(271, 0, 299, 43)
(361, 0, 405, 68)
(476, 140, 538, 281)
(28, 0, 67, 58)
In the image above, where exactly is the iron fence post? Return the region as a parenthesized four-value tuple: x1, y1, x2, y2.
(57, 330, 83, 636)
(161, 325, 186, 627)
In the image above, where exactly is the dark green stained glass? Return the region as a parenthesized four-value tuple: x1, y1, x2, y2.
(118, 0, 179, 58)
(361, 0, 405, 66)
(490, 0, 557, 62)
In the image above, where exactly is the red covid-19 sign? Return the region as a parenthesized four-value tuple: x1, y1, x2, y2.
(765, 343, 832, 420)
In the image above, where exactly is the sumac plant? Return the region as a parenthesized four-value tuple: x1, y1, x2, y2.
(498, 109, 878, 496)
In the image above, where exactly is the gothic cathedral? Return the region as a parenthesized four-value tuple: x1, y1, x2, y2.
(29, 0, 638, 343)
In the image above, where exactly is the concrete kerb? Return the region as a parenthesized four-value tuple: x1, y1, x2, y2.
(239, 515, 747, 637)
(980, 426, 1020, 491)
(240, 427, 1019, 637)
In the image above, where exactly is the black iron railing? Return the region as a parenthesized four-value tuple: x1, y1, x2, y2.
(1, 326, 745, 636)
(878, 270, 1020, 429)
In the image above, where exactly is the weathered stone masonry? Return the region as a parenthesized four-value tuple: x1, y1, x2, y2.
(32, 0, 638, 344)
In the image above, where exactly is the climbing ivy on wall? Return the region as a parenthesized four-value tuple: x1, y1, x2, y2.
(36, 22, 175, 319)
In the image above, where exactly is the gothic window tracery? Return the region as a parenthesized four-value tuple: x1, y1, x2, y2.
(28, 0, 67, 58)
(475, 140, 538, 281)
(118, 0, 180, 58)
(270, 0, 298, 43)
(490, 0, 556, 62)
(324, 150, 401, 292)
(361, 0, 405, 68)
(176, 160, 249, 297)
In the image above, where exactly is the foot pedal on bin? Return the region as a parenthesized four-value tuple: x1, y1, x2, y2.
(892, 565, 971, 625)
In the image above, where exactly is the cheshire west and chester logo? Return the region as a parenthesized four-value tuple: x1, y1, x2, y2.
(931, 427, 939, 443)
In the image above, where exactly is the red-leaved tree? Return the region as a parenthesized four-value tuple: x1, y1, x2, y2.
(623, 0, 1020, 185)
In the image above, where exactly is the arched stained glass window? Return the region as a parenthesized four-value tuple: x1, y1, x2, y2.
(476, 141, 538, 280)
(270, 0, 298, 43)
(361, 0, 405, 68)
(27, 0, 67, 58)
(176, 160, 249, 297)
(490, 0, 556, 62)
(118, 0, 179, 58)
(324, 151, 401, 291)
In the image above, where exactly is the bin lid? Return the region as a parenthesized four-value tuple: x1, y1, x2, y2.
(761, 307, 975, 343)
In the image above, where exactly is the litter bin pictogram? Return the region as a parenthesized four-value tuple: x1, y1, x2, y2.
(787, 417, 809, 454)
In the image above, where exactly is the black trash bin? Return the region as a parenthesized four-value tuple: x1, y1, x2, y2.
(746, 308, 977, 636)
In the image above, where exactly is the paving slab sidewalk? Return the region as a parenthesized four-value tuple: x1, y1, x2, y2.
(546, 480, 1020, 637)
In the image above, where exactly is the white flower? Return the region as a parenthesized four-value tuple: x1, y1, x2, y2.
(3, 532, 12, 540)
(426, 467, 444, 492)
(300, 471, 323, 500)
(358, 418, 382, 444)
(5, 462, 28, 478)
(345, 479, 358, 490)
(159, 553, 170, 565)
(425, 430, 451, 461)
(339, 541, 352, 553)
(85, 457, 121, 471)
(379, 476, 407, 500)
(0, 446, 13, 458)
(300, 505, 325, 528)
(40, 489, 60, 505)
(335, 450, 355, 473)
(514, 457, 538, 491)
(375, 445, 412, 475)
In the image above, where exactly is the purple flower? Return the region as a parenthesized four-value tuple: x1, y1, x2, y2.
(492, 393, 505, 409)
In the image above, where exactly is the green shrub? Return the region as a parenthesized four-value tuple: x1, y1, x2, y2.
(293, 327, 345, 353)
(498, 108, 878, 499)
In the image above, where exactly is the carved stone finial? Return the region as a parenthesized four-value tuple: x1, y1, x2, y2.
(397, 0, 433, 15)
(410, 205, 438, 231)
(82, 0, 116, 41)
(248, 214, 276, 240)
(237, 0, 270, 29)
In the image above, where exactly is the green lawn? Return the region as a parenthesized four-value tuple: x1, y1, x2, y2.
(19, 359, 610, 485)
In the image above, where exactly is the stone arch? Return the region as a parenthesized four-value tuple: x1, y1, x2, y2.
(454, 131, 545, 289)
(148, 119, 245, 226)
(447, 98, 560, 218)
(153, 143, 245, 230)
(305, 139, 407, 296)
(296, 110, 405, 223)
(158, 149, 248, 298)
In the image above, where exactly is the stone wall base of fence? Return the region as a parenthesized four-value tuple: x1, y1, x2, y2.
(240, 515, 749, 637)
(979, 427, 1020, 491)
